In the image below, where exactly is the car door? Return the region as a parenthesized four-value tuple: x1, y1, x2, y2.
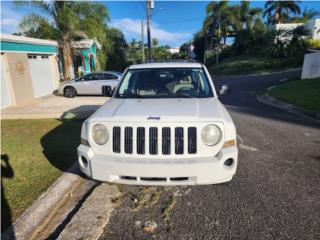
(101, 73, 121, 90)
(77, 73, 102, 94)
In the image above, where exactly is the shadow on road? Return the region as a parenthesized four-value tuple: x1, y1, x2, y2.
(1, 154, 15, 239)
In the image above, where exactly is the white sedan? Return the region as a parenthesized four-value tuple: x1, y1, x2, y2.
(58, 71, 122, 98)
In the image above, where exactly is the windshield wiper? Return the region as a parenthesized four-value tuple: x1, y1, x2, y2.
(118, 93, 144, 98)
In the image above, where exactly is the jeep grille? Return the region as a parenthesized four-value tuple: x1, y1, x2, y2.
(112, 126, 197, 155)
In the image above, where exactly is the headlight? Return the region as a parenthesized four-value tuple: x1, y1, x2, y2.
(92, 124, 109, 145)
(201, 124, 221, 146)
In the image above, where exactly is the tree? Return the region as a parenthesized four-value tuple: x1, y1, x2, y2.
(193, 32, 206, 63)
(238, 0, 262, 30)
(265, 26, 311, 58)
(16, 1, 109, 80)
(19, 14, 59, 39)
(152, 38, 158, 47)
(179, 42, 191, 59)
(289, 7, 320, 23)
(263, 0, 301, 24)
(203, 1, 236, 63)
(203, 1, 231, 47)
(128, 38, 141, 63)
(73, 2, 110, 70)
(104, 28, 128, 71)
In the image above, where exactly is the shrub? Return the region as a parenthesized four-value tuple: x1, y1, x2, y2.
(307, 39, 320, 49)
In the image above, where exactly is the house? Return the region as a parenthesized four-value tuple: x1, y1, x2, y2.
(305, 19, 320, 40)
(167, 47, 180, 54)
(70, 39, 101, 78)
(274, 18, 320, 41)
(0, 34, 60, 110)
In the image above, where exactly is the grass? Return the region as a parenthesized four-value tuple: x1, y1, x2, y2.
(1, 118, 83, 232)
(268, 78, 320, 112)
(208, 55, 302, 76)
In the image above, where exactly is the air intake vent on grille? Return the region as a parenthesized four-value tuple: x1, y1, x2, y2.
(175, 127, 184, 154)
(124, 127, 133, 154)
(162, 127, 171, 155)
(188, 127, 197, 154)
(113, 127, 121, 153)
(112, 126, 197, 155)
(137, 127, 145, 154)
(149, 127, 158, 155)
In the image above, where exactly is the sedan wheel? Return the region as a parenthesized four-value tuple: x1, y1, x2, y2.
(64, 86, 77, 98)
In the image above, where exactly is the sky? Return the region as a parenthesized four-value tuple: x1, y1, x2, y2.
(1, 0, 320, 47)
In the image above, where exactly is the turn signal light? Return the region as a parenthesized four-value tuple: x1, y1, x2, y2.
(223, 139, 236, 148)
(81, 138, 90, 146)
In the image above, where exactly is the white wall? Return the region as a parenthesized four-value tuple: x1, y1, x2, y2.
(305, 19, 320, 40)
(1, 55, 13, 109)
(275, 23, 303, 31)
(301, 51, 320, 79)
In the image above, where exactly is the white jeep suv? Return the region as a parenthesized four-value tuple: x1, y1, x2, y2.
(78, 62, 238, 185)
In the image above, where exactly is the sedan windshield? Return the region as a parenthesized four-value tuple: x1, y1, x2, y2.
(116, 68, 213, 98)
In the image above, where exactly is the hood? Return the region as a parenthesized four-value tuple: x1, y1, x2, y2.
(90, 98, 226, 123)
(61, 78, 79, 85)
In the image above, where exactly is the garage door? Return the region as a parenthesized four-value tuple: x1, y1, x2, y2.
(1, 54, 13, 109)
(28, 55, 55, 98)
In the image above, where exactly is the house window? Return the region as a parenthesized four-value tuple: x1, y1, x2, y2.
(28, 55, 37, 59)
(27, 55, 49, 59)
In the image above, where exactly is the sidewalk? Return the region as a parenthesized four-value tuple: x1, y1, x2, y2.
(1, 95, 108, 119)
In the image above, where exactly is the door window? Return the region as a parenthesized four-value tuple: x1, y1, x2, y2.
(83, 73, 103, 81)
(104, 73, 118, 80)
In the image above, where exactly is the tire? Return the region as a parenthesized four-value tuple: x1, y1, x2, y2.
(64, 86, 77, 98)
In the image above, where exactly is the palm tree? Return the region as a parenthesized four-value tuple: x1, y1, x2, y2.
(16, 1, 109, 80)
(263, 0, 301, 24)
(239, 0, 262, 30)
(203, 1, 233, 63)
(289, 7, 320, 23)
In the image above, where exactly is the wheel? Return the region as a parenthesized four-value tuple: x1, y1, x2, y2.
(64, 86, 77, 98)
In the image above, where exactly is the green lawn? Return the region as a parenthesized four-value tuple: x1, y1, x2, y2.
(268, 78, 320, 112)
(208, 55, 302, 76)
(1, 118, 83, 231)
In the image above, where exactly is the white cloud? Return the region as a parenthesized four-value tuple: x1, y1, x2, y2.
(1, 19, 18, 26)
(0, 5, 22, 33)
(110, 18, 192, 46)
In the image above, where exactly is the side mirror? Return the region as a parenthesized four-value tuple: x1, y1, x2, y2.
(219, 85, 230, 96)
(102, 86, 114, 97)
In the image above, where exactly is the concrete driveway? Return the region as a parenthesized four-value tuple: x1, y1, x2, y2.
(1, 94, 109, 119)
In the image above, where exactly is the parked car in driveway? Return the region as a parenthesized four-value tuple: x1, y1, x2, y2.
(58, 71, 122, 98)
(78, 62, 238, 185)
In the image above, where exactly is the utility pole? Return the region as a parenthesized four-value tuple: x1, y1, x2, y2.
(146, 0, 152, 61)
(141, 21, 145, 63)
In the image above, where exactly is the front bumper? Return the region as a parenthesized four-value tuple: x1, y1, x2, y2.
(77, 145, 238, 185)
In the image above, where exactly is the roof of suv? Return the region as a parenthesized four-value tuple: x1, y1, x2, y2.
(129, 62, 203, 69)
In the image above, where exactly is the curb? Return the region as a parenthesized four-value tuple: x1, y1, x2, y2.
(257, 93, 320, 122)
(56, 183, 121, 240)
(213, 67, 302, 78)
(2, 163, 84, 240)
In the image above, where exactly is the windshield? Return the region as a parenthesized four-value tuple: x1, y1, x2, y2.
(115, 68, 213, 98)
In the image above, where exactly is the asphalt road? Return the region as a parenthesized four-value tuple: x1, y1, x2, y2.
(100, 69, 320, 240)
